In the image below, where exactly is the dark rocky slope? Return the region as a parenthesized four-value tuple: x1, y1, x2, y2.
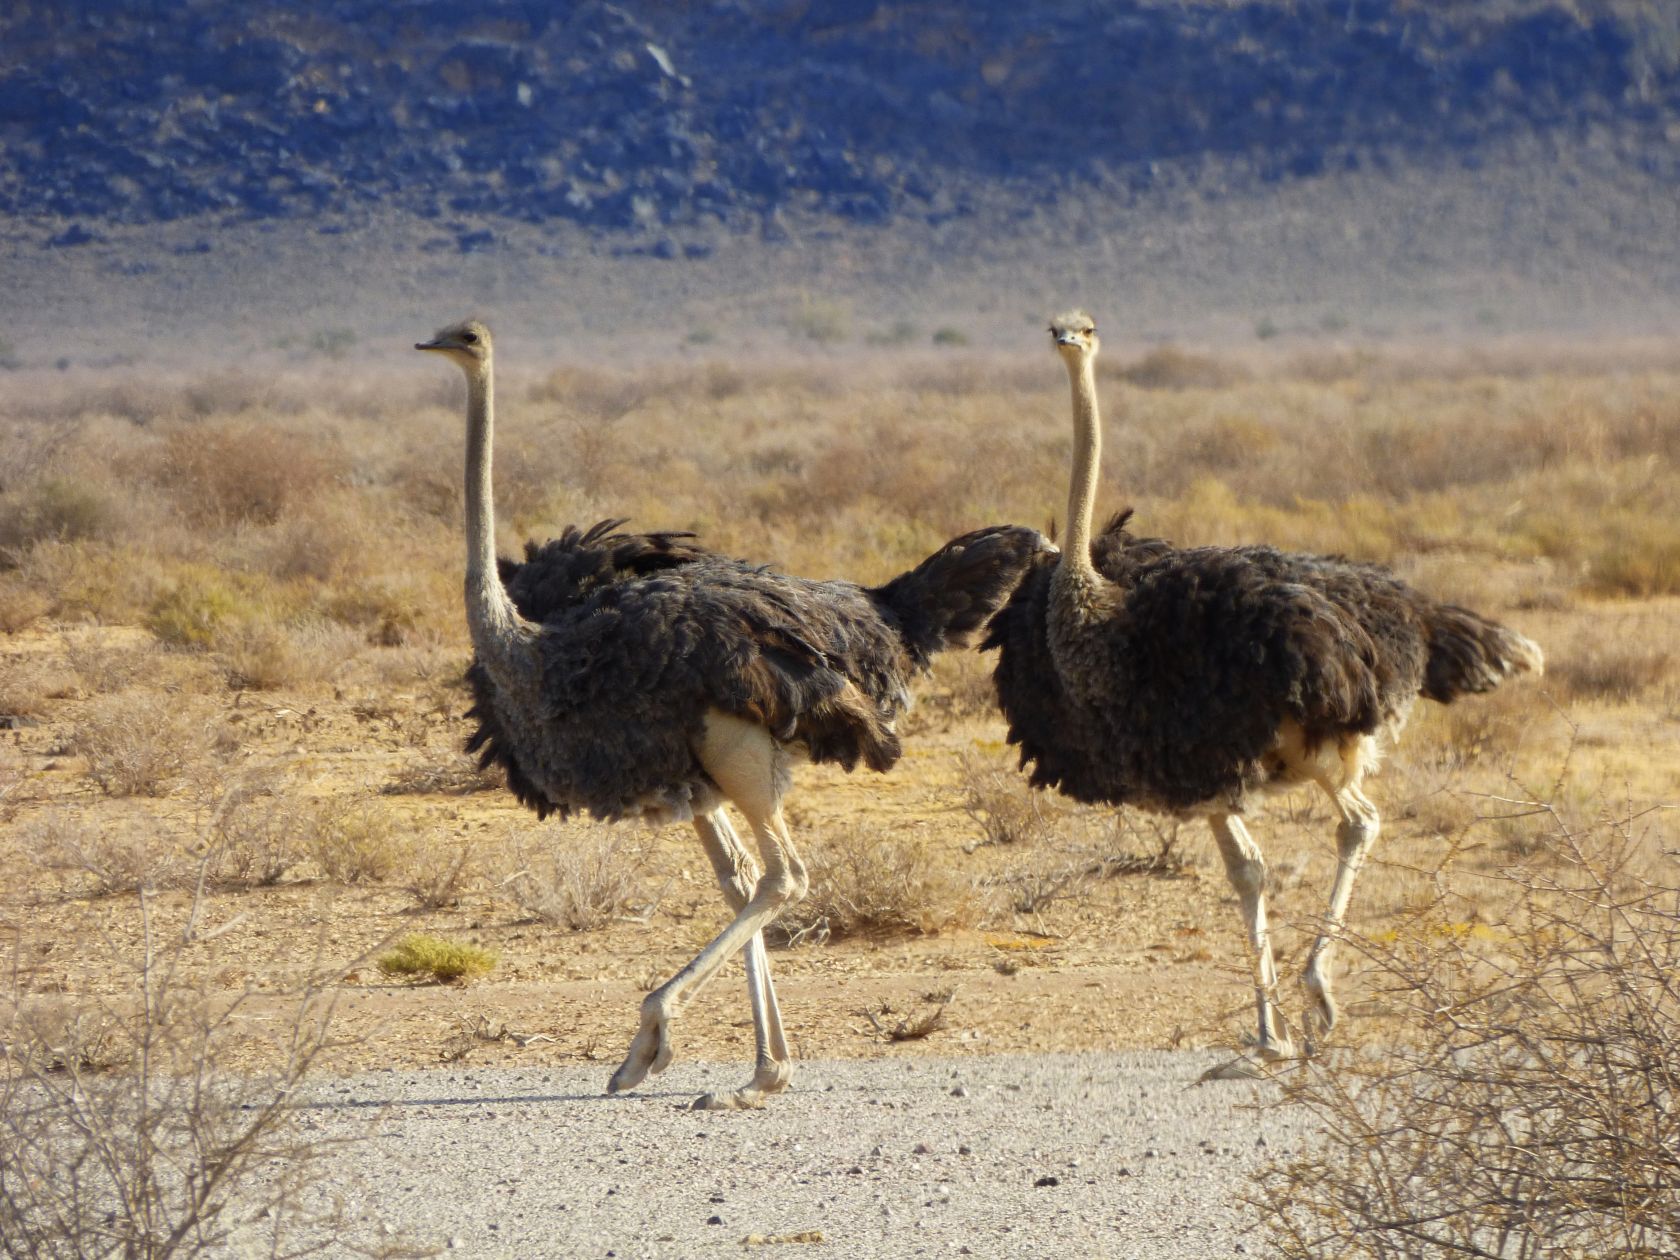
(5, 1, 1677, 236)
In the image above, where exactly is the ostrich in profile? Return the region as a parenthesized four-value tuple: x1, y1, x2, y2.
(984, 311, 1543, 1059)
(417, 319, 1046, 1108)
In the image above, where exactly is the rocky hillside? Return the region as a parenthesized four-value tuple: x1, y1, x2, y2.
(5, 1, 1678, 240)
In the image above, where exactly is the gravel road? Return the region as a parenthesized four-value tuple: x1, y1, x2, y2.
(246, 1050, 1317, 1258)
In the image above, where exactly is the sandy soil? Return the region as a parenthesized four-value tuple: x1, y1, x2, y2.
(216, 1051, 1317, 1258)
(1, 591, 1634, 1090)
(1, 633, 1264, 1081)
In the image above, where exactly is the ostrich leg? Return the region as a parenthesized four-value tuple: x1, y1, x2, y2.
(1209, 814, 1295, 1060)
(691, 809, 793, 1110)
(608, 714, 807, 1107)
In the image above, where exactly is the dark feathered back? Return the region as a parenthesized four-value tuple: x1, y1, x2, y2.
(869, 525, 1051, 669)
(985, 510, 1537, 813)
(1418, 603, 1545, 701)
(467, 519, 1044, 822)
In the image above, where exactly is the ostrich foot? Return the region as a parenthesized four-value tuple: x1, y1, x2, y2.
(692, 1088, 767, 1111)
(1300, 977, 1340, 1057)
(607, 1011, 674, 1095)
(1250, 1035, 1297, 1063)
(1243, 1015, 1297, 1063)
(692, 1059, 791, 1111)
(1196, 1055, 1271, 1084)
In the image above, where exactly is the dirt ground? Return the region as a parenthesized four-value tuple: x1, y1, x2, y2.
(3, 585, 1664, 1087)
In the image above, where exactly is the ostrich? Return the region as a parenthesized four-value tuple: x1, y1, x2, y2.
(416, 319, 1046, 1108)
(983, 311, 1543, 1059)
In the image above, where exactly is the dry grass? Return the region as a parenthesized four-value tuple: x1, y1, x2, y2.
(774, 827, 988, 944)
(0, 744, 21, 820)
(0, 656, 77, 721)
(214, 617, 365, 691)
(382, 749, 502, 797)
(26, 808, 183, 897)
(1549, 642, 1673, 703)
(953, 746, 1059, 849)
(0, 344, 1673, 668)
(69, 693, 232, 798)
(402, 836, 476, 910)
(203, 771, 312, 889)
(499, 824, 656, 931)
(0, 575, 52, 633)
(1251, 787, 1680, 1258)
(0, 343, 1671, 1115)
(152, 421, 345, 527)
(304, 798, 405, 885)
(0, 886, 357, 1258)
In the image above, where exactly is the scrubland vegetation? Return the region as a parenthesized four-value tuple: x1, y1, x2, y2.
(0, 337, 1676, 1253)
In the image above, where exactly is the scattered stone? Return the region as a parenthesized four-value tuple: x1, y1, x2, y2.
(46, 223, 100, 247)
(1033, 1175, 1060, 1187)
(0, 6, 1667, 235)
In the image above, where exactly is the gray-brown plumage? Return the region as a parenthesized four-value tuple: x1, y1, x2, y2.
(983, 311, 1543, 1060)
(469, 516, 1047, 822)
(418, 318, 1045, 1109)
(987, 509, 1538, 813)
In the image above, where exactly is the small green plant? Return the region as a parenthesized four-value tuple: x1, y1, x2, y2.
(931, 326, 969, 347)
(377, 934, 498, 983)
(1254, 316, 1280, 340)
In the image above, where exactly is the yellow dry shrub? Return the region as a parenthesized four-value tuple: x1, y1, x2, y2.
(376, 934, 497, 983)
(774, 829, 986, 944)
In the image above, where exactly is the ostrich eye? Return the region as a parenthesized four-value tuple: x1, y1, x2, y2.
(461, 332, 479, 345)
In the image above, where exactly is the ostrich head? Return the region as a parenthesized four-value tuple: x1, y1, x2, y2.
(1049, 310, 1098, 361)
(415, 319, 493, 372)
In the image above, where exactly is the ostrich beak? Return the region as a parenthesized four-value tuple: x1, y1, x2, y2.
(1054, 331, 1081, 347)
(415, 339, 446, 352)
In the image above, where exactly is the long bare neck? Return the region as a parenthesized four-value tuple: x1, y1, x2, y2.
(462, 366, 525, 649)
(1058, 351, 1104, 593)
